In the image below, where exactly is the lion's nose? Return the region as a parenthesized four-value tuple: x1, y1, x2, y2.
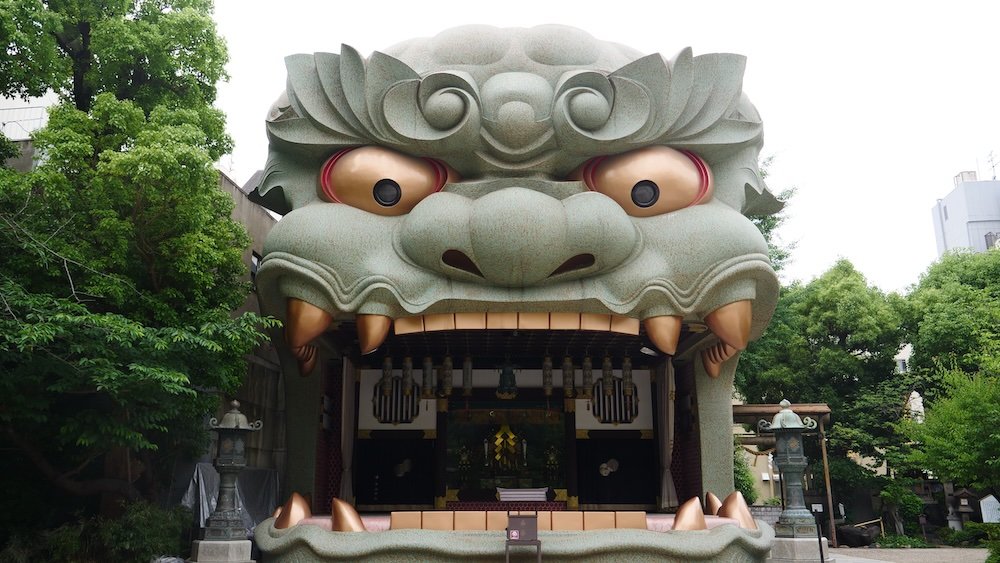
(400, 188, 637, 287)
(467, 188, 574, 285)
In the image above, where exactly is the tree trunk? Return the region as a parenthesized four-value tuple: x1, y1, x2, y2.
(3, 426, 141, 501)
(886, 505, 904, 535)
(72, 21, 93, 112)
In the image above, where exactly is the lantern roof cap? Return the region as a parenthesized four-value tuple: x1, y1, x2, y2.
(210, 400, 262, 431)
(759, 399, 817, 431)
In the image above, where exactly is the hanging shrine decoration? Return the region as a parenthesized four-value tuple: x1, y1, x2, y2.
(601, 356, 614, 396)
(496, 361, 518, 399)
(421, 356, 433, 398)
(542, 355, 553, 397)
(581, 356, 593, 398)
(622, 356, 633, 397)
(562, 356, 575, 398)
(462, 356, 473, 397)
(380, 356, 393, 397)
(373, 355, 420, 424)
(591, 356, 640, 425)
(492, 423, 520, 470)
(441, 354, 453, 396)
(402, 356, 414, 396)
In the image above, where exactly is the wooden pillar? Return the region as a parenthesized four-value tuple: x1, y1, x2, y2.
(434, 398, 448, 509)
(820, 417, 838, 547)
(564, 398, 579, 509)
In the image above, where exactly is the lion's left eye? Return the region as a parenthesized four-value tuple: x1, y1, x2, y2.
(319, 146, 458, 215)
(568, 146, 712, 217)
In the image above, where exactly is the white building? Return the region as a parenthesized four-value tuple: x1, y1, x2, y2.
(932, 171, 1000, 256)
(1, 94, 53, 172)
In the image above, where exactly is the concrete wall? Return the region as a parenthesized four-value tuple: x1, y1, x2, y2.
(217, 172, 285, 473)
(933, 178, 1000, 255)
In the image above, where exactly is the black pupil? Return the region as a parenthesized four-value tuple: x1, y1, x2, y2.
(373, 179, 402, 206)
(631, 180, 659, 207)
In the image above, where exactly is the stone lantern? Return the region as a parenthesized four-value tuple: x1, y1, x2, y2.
(190, 400, 261, 563)
(759, 400, 818, 539)
(953, 488, 978, 528)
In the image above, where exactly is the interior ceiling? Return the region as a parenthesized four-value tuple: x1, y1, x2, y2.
(330, 321, 710, 370)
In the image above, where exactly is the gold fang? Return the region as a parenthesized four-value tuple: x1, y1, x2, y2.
(274, 492, 312, 529)
(702, 341, 737, 378)
(705, 491, 723, 515)
(285, 299, 333, 375)
(357, 314, 391, 354)
(285, 299, 334, 348)
(331, 497, 366, 532)
(718, 491, 758, 530)
(704, 299, 752, 350)
(672, 496, 708, 531)
(643, 315, 682, 355)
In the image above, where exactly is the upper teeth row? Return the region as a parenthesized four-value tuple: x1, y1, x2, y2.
(393, 312, 641, 335)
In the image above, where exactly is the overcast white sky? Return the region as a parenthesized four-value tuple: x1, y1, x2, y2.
(213, 1, 1000, 294)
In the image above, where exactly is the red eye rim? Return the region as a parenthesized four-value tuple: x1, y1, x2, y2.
(580, 149, 712, 210)
(679, 150, 712, 207)
(581, 155, 606, 192)
(425, 157, 448, 192)
(319, 147, 358, 204)
(319, 147, 450, 206)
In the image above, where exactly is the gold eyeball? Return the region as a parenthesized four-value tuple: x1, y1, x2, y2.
(319, 146, 459, 216)
(569, 146, 712, 217)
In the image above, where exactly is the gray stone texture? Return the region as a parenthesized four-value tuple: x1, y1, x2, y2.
(188, 539, 254, 563)
(252, 24, 782, 560)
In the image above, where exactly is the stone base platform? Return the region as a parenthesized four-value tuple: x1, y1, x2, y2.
(767, 536, 834, 563)
(188, 539, 254, 562)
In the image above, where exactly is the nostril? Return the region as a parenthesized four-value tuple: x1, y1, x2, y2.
(549, 254, 596, 277)
(442, 249, 484, 277)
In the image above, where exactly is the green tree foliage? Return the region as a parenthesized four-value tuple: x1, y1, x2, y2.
(735, 260, 909, 491)
(905, 370, 1000, 492)
(0, 133, 19, 165)
(902, 249, 1000, 391)
(879, 479, 924, 536)
(0, 500, 191, 562)
(733, 445, 759, 505)
(898, 247, 1000, 507)
(0, 0, 227, 113)
(748, 156, 796, 272)
(0, 0, 273, 535)
(0, 0, 66, 101)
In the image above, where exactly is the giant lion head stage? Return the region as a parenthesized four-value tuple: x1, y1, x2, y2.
(252, 24, 780, 561)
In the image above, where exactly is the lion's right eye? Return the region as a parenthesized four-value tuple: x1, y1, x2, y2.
(567, 146, 712, 217)
(319, 146, 458, 216)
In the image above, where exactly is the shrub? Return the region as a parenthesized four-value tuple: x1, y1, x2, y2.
(964, 523, 1000, 563)
(0, 502, 191, 562)
(940, 523, 988, 546)
(97, 501, 192, 561)
(763, 497, 783, 507)
(733, 446, 759, 505)
(874, 534, 932, 548)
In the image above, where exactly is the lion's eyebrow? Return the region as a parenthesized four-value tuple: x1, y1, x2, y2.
(258, 40, 774, 215)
